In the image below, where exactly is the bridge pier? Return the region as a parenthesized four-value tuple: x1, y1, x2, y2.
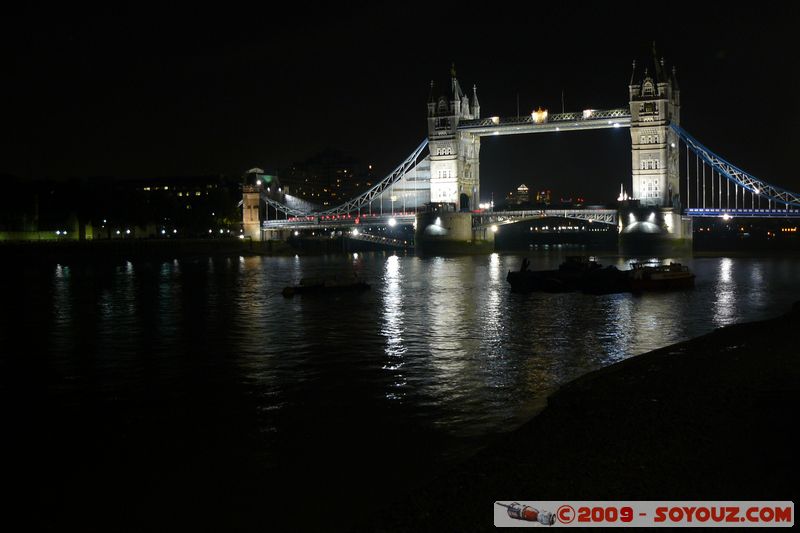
(618, 205, 692, 254)
(415, 209, 484, 253)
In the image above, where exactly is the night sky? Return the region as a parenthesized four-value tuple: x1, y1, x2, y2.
(3, 4, 798, 204)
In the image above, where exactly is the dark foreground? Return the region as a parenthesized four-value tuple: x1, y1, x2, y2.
(366, 303, 800, 531)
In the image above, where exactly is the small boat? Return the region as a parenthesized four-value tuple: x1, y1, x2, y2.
(507, 256, 602, 293)
(281, 276, 370, 298)
(628, 262, 695, 291)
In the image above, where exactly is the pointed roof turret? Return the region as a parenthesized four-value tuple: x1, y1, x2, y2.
(652, 41, 666, 83)
(629, 60, 637, 86)
(671, 65, 680, 91)
(428, 80, 436, 103)
(450, 62, 464, 100)
(472, 84, 480, 108)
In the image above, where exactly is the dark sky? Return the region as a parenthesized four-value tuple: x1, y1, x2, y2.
(2, 3, 798, 203)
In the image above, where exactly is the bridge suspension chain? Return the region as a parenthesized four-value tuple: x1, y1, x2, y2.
(261, 139, 429, 219)
(673, 124, 800, 210)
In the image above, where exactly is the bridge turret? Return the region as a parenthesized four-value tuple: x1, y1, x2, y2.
(629, 52, 681, 208)
(427, 66, 481, 210)
(472, 84, 480, 119)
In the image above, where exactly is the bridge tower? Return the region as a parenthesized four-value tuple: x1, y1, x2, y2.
(242, 185, 262, 241)
(628, 55, 681, 207)
(427, 66, 481, 210)
(622, 52, 691, 252)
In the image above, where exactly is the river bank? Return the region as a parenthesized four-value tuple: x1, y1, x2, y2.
(366, 303, 800, 531)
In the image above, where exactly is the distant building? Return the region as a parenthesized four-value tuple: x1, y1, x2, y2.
(1, 174, 242, 240)
(535, 189, 551, 206)
(281, 149, 375, 208)
(505, 183, 530, 205)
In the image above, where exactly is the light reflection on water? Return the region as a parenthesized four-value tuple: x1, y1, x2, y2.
(2, 252, 799, 476)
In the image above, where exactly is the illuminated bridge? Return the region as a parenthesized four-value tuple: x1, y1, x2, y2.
(243, 55, 800, 248)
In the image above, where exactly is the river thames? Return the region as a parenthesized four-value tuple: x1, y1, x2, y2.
(1, 251, 798, 529)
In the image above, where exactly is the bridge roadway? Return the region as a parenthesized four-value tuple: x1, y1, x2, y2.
(687, 208, 800, 218)
(261, 209, 620, 231)
(262, 213, 416, 230)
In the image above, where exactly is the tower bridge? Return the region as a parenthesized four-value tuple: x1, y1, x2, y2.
(246, 54, 800, 252)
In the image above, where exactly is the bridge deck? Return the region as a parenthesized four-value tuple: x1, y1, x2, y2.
(687, 208, 800, 218)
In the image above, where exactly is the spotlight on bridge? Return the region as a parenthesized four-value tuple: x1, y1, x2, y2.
(294, 231, 300, 236)
(491, 225, 498, 233)
(351, 229, 359, 236)
(256, 179, 262, 186)
(648, 212, 656, 223)
(435, 217, 441, 226)
(722, 214, 732, 221)
(388, 218, 397, 227)
(613, 122, 620, 128)
(754, 187, 760, 194)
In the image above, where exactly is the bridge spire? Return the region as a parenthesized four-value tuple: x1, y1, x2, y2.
(629, 60, 637, 86)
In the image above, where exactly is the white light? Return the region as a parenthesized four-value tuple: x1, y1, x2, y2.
(208, 229, 212, 233)
(388, 218, 397, 227)
(754, 187, 760, 194)
(648, 212, 656, 223)
(126, 229, 131, 234)
(116, 230, 121, 235)
(102, 219, 107, 224)
(161, 229, 166, 234)
(434, 217, 441, 226)
(613, 122, 620, 128)
(670, 142, 676, 148)
(294, 231, 299, 236)
(493, 131, 499, 136)
(629, 213, 636, 224)
(491, 224, 498, 233)
(238, 235, 245, 239)
(722, 214, 732, 221)
(219, 229, 224, 234)
(256, 180, 262, 186)
(55, 230, 61, 235)
(491, 116, 500, 124)
(353, 253, 358, 259)
(582, 109, 594, 119)
(173, 229, 177, 234)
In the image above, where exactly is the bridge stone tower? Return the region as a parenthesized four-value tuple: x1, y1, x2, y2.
(242, 185, 262, 241)
(628, 56, 681, 207)
(427, 66, 481, 210)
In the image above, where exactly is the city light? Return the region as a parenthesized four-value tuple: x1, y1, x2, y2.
(582, 109, 595, 119)
(55, 230, 61, 235)
(161, 229, 166, 234)
(352, 229, 359, 236)
(722, 214, 732, 220)
(256, 180, 262, 186)
(294, 231, 299, 236)
(491, 225, 498, 233)
(388, 218, 397, 227)
(125, 229, 131, 234)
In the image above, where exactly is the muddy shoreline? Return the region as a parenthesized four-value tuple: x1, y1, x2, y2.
(367, 303, 800, 531)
